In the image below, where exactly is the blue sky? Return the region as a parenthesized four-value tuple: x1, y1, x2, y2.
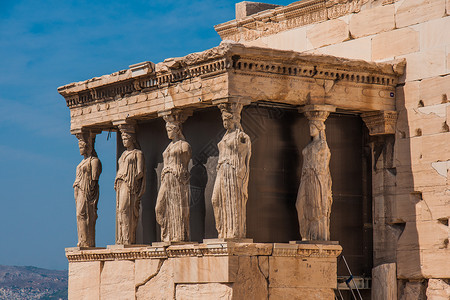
(0, 0, 293, 270)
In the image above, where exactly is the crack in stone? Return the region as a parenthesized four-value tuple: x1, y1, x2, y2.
(135, 259, 164, 292)
(256, 256, 270, 299)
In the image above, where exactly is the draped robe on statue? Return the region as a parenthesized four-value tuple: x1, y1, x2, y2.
(73, 157, 101, 247)
(156, 140, 191, 242)
(212, 129, 251, 239)
(296, 139, 332, 241)
(115, 149, 146, 244)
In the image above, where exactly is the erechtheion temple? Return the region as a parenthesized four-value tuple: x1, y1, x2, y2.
(58, 0, 450, 299)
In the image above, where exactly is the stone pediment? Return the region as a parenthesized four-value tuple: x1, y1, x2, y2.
(57, 41, 404, 133)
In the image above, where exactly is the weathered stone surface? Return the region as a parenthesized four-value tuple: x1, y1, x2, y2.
(399, 48, 447, 82)
(235, 1, 280, 20)
(313, 36, 372, 61)
(396, 81, 420, 110)
(389, 193, 418, 223)
(269, 287, 334, 300)
(419, 16, 450, 50)
(419, 75, 450, 106)
(396, 0, 446, 28)
(447, 47, 450, 72)
(420, 190, 450, 221)
(410, 134, 450, 164)
(135, 259, 162, 287)
(232, 256, 268, 300)
(258, 256, 269, 278)
(307, 19, 349, 48)
(173, 256, 238, 283)
(426, 279, 450, 300)
(67, 243, 340, 298)
(100, 260, 135, 300)
(176, 283, 233, 300)
(269, 256, 336, 289)
(263, 27, 309, 52)
(372, 263, 397, 300)
(136, 259, 175, 300)
(372, 27, 419, 61)
(399, 280, 427, 300)
(373, 223, 403, 265)
(421, 250, 450, 278)
(349, 4, 395, 38)
(397, 222, 423, 279)
(68, 261, 101, 300)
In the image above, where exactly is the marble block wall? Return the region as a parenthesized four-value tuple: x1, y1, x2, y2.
(66, 242, 342, 300)
(215, 0, 450, 298)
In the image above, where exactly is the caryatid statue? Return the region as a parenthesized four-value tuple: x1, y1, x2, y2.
(115, 123, 146, 245)
(155, 111, 192, 242)
(73, 131, 102, 247)
(296, 107, 334, 241)
(212, 103, 252, 239)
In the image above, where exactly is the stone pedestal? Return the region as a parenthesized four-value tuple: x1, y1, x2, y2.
(66, 242, 342, 300)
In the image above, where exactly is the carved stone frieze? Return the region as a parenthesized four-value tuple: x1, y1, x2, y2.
(58, 43, 403, 133)
(361, 111, 398, 135)
(273, 243, 342, 258)
(326, 0, 369, 19)
(214, 0, 370, 42)
(65, 247, 167, 262)
(65, 242, 341, 263)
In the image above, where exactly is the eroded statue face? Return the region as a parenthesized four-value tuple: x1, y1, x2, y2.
(166, 124, 178, 140)
(223, 118, 234, 130)
(78, 140, 88, 156)
(309, 124, 320, 137)
(122, 133, 133, 148)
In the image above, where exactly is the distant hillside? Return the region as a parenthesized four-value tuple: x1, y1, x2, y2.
(0, 265, 67, 300)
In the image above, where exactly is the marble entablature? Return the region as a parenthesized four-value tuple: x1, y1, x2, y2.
(58, 42, 404, 134)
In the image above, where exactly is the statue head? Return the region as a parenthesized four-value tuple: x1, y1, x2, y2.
(309, 120, 325, 138)
(218, 103, 243, 131)
(76, 131, 97, 157)
(163, 112, 187, 141)
(121, 132, 136, 148)
(118, 123, 140, 150)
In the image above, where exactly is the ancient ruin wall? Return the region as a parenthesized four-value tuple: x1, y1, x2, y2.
(215, 0, 450, 298)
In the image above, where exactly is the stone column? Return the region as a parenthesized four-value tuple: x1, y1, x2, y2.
(114, 120, 146, 245)
(211, 102, 252, 240)
(155, 109, 192, 243)
(296, 105, 336, 241)
(361, 110, 398, 300)
(72, 128, 102, 248)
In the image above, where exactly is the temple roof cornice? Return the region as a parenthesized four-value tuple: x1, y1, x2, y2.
(57, 42, 405, 132)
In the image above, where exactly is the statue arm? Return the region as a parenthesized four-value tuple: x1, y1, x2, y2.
(240, 132, 252, 185)
(181, 142, 192, 167)
(91, 158, 102, 181)
(136, 151, 145, 180)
